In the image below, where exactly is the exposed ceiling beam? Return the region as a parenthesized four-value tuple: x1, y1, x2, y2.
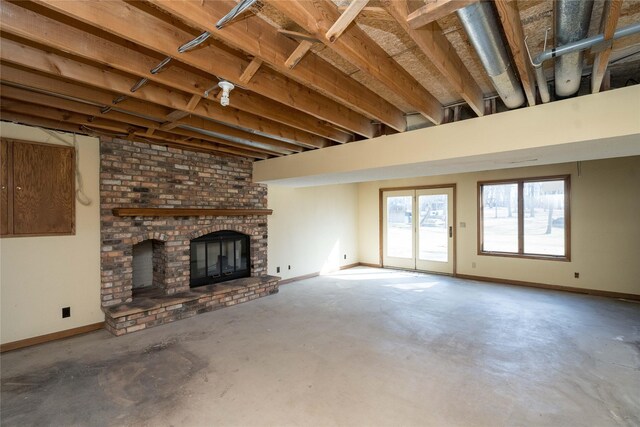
(0, 64, 298, 158)
(151, 0, 404, 133)
(326, 0, 369, 43)
(1, 110, 87, 135)
(0, 63, 172, 118)
(0, 1, 340, 146)
(337, 6, 392, 20)
(591, 0, 623, 93)
(0, 84, 285, 158)
(32, 0, 375, 138)
(494, 0, 537, 106)
(277, 29, 321, 43)
(239, 58, 263, 84)
(407, 0, 479, 29)
(263, 0, 444, 124)
(0, 99, 269, 159)
(285, 40, 315, 69)
(0, 108, 245, 157)
(382, 1, 484, 117)
(0, 37, 311, 154)
(186, 94, 202, 112)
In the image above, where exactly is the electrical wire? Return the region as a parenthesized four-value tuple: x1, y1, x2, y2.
(130, 78, 149, 93)
(150, 57, 172, 74)
(178, 32, 211, 53)
(215, 0, 258, 29)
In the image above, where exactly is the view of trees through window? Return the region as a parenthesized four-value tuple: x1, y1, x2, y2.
(480, 177, 568, 258)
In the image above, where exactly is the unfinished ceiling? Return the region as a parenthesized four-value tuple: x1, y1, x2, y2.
(0, 0, 638, 160)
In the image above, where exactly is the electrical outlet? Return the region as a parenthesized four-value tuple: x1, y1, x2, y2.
(574, 272, 579, 278)
(288, 265, 291, 270)
(62, 307, 71, 318)
(344, 254, 347, 260)
(276, 266, 280, 273)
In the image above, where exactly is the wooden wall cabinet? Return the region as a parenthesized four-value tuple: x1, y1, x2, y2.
(0, 138, 75, 237)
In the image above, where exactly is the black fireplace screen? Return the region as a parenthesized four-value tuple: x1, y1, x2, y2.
(190, 230, 250, 287)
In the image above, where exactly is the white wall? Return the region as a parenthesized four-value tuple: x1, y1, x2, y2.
(0, 122, 102, 344)
(267, 184, 359, 280)
(358, 156, 640, 296)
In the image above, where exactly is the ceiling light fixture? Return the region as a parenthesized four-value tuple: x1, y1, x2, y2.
(218, 81, 235, 106)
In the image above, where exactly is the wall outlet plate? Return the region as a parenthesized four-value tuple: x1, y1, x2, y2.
(62, 307, 71, 318)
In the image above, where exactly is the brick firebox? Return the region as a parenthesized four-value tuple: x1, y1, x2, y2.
(100, 137, 279, 335)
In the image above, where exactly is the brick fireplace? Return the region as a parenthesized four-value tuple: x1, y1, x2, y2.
(100, 137, 279, 335)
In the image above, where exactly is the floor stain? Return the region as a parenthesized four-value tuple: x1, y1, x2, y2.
(1, 341, 207, 426)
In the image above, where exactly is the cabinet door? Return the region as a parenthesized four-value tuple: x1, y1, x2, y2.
(0, 140, 10, 235)
(12, 141, 74, 235)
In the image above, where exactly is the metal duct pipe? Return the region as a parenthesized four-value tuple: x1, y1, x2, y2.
(532, 22, 640, 102)
(555, 0, 594, 97)
(457, 2, 525, 109)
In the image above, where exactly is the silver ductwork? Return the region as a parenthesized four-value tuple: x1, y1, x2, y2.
(555, 0, 595, 97)
(531, 22, 640, 103)
(457, 2, 525, 109)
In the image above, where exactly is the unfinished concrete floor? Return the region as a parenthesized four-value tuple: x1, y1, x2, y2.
(2, 267, 639, 426)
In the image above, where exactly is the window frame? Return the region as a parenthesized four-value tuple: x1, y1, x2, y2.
(477, 175, 571, 261)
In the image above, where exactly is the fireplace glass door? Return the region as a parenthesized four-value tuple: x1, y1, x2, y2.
(190, 231, 250, 287)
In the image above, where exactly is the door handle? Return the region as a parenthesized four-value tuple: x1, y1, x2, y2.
(449, 226, 453, 238)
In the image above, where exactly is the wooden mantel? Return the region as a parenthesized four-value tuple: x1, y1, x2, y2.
(112, 208, 273, 217)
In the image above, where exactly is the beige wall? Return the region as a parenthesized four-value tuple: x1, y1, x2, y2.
(268, 184, 359, 280)
(1, 122, 102, 344)
(359, 156, 640, 295)
(254, 86, 640, 187)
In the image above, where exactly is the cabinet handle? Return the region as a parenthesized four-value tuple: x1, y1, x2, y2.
(16, 186, 22, 191)
(1, 185, 5, 190)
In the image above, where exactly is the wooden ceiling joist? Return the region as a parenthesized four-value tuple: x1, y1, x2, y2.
(264, 0, 444, 124)
(277, 29, 320, 43)
(0, 65, 300, 159)
(239, 58, 263, 84)
(0, 108, 252, 158)
(0, 37, 311, 154)
(32, 0, 375, 138)
(407, 0, 479, 29)
(285, 41, 315, 69)
(0, 1, 340, 146)
(0, 85, 285, 158)
(186, 94, 202, 112)
(382, 1, 485, 117)
(326, 0, 369, 43)
(591, 0, 623, 94)
(2, 104, 273, 160)
(150, 0, 405, 132)
(494, 0, 537, 107)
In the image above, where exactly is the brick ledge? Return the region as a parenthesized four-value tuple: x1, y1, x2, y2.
(103, 275, 280, 335)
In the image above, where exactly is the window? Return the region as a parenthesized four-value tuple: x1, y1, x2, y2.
(1, 138, 75, 237)
(479, 176, 570, 260)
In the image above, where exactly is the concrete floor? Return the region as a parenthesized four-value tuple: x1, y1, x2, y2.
(1, 267, 639, 426)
